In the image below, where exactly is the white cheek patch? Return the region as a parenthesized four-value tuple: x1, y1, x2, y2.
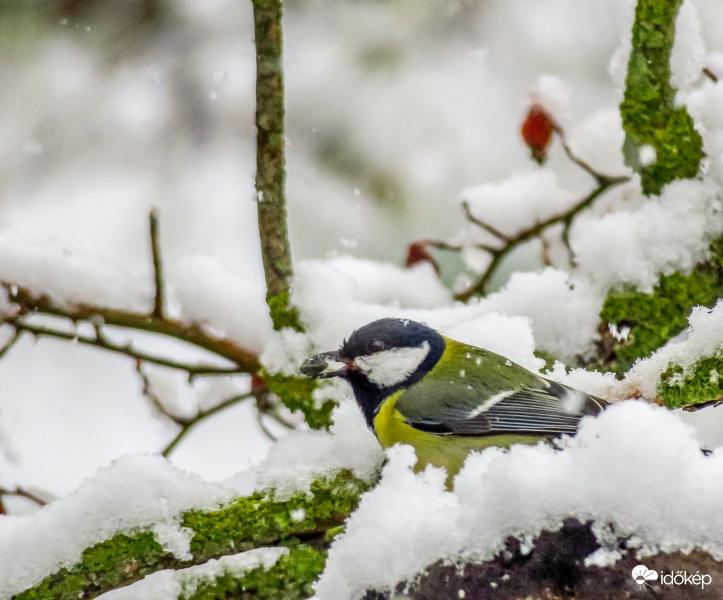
(354, 341, 430, 388)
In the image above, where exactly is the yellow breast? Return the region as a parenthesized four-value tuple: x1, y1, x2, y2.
(373, 392, 544, 488)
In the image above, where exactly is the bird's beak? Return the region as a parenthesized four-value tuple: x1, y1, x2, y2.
(299, 351, 349, 379)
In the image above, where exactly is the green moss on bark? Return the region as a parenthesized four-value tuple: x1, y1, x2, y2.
(659, 354, 723, 408)
(620, 0, 704, 195)
(267, 291, 303, 333)
(184, 470, 368, 561)
(182, 545, 326, 600)
(263, 370, 336, 430)
(13, 471, 369, 600)
(598, 266, 723, 376)
(14, 532, 176, 600)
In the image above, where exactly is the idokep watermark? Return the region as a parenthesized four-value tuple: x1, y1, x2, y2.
(632, 564, 712, 591)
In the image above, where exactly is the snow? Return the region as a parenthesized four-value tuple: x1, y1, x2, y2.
(572, 179, 723, 291)
(0, 455, 237, 598)
(255, 399, 384, 496)
(316, 401, 723, 600)
(529, 74, 571, 117)
(1, 0, 723, 597)
(170, 255, 272, 354)
(671, 1, 706, 91)
(565, 109, 631, 176)
(476, 268, 603, 362)
(456, 170, 577, 271)
(621, 300, 723, 400)
(0, 231, 150, 312)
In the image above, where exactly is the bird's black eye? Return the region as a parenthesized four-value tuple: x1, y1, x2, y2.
(368, 339, 385, 353)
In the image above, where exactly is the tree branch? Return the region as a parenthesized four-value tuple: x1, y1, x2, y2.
(422, 135, 630, 301)
(0, 486, 48, 510)
(14, 470, 369, 599)
(455, 172, 629, 301)
(253, 0, 302, 332)
(0, 329, 22, 360)
(149, 208, 165, 319)
(2, 285, 260, 374)
(461, 201, 510, 242)
(135, 362, 260, 457)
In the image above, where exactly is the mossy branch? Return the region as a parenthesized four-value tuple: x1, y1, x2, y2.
(13, 471, 370, 600)
(593, 237, 723, 378)
(620, 0, 704, 195)
(253, 0, 302, 333)
(660, 353, 723, 410)
(262, 370, 336, 430)
(181, 545, 326, 600)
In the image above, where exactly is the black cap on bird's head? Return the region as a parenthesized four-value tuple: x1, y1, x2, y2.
(299, 318, 445, 426)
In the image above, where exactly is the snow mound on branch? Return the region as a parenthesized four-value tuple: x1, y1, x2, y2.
(671, 0, 705, 91)
(572, 179, 723, 292)
(316, 401, 723, 600)
(621, 299, 723, 399)
(171, 255, 272, 354)
(256, 399, 384, 496)
(477, 268, 602, 362)
(455, 170, 577, 272)
(293, 256, 588, 369)
(294, 258, 602, 368)
(0, 455, 238, 598)
(0, 231, 150, 311)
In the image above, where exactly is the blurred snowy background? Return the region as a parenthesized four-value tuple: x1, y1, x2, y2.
(1, 0, 723, 513)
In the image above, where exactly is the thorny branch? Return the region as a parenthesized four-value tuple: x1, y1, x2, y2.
(425, 132, 630, 301)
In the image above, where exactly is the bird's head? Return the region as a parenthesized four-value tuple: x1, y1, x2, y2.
(300, 318, 445, 415)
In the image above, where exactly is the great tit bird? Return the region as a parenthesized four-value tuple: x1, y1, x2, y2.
(300, 318, 606, 486)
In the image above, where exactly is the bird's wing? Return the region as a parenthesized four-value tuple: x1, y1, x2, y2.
(395, 341, 606, 437)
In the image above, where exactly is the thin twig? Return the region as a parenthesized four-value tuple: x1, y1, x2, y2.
(561, 218, 574, 267)
(0, 329, 22, 360)
(161, 391, 257, 457)
(455, 173, 628, 300)
(557, 133, 606, 184)
(7, 318, 243, 376)
(149, 209, 165, 319)
(703, 67, 719, 83)
(266, 406, 297, 430)
(426, 239, 498, 254)
(540, 234, 553, 267)
(256, 411, 278, 442)
(135, 363, 259, 457)
(2, 284, 260, 373)
(0, 486, 48, 508)
(461, 202, 510, 242)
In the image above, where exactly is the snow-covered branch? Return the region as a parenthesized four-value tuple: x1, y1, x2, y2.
(1, 284, 260, 375)
(423, 133, 630, 300)
(6, 460, 369, 600)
